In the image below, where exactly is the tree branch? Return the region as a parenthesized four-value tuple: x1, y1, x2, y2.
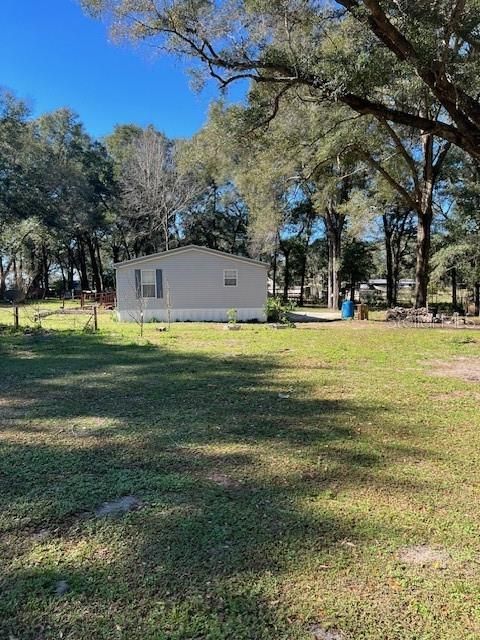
(360, 149, 419, 212)
(336, 0, 480, 133)
(379, 119, 420, 194)
(432, 141, 452, 180)
(341, 94, 480, 159)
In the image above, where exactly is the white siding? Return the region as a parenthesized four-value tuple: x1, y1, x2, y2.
(115, 247, 267, 322)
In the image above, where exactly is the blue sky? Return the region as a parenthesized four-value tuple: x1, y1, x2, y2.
(0, 0, 246, 140)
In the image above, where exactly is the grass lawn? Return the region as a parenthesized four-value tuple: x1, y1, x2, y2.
(1, 304, 480, 639)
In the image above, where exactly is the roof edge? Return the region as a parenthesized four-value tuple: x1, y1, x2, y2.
(114, 245, 269, 269)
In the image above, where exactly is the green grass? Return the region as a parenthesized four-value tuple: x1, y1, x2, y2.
(1, 303, 480, 639)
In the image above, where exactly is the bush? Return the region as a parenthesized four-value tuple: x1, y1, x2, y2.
(359, 290, 387, 309)
(265, 297, 296, 323)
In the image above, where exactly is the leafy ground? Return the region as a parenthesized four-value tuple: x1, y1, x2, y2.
(1, 304, 480, 639)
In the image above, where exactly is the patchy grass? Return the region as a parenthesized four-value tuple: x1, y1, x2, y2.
(1, 306, 480, 639)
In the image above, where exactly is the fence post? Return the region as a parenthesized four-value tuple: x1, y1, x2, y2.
(93, 305, 98, 332)
(13, 305, 19, 330)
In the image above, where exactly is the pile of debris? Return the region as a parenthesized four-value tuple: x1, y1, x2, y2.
(385, 306, 434, 323)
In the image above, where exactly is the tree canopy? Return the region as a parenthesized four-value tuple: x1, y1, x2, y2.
(82, 0, 480, 160)
(3, 0, 480, 312)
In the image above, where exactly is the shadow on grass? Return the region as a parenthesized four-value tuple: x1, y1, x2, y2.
(0, 329, 434, 639)
(288, 311, 340, 323)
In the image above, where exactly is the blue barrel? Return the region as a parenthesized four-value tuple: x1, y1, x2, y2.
(341, 300, 355, 320)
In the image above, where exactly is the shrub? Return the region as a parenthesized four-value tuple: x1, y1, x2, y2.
(359, 290, 387, 309)
(265, 297, 296, 323)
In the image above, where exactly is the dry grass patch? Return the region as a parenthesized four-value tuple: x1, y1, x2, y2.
(207, 472, 243, 489)
(398, 544, 450, 568)
(427, 356, 480, 381)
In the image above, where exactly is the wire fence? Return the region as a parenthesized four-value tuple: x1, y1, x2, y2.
(1, 301, 105, 333)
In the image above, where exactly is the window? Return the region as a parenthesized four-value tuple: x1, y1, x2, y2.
(141, 270, 156, 298)
(224, 269, 238, 287)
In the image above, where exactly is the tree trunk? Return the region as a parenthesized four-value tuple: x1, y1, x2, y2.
(0, 257, 5, 299)
(415, 132, 435, 309)
(299, 248, 307, 307)
(57, 255, 67, 294)
(67, 246, 76, 290)
(451, 268, 457, 309)
(383, 215, 394, 308)
(325, 206, 344, 310)
(112, 244, 120, 264)
(77, 239, 89, 290)
(326, 233, 341, 310)
(327, 239, 333, 308)
(86, 235, 102, 292)
(29, 249, 42, 293)
(41, 244, 49, 297)
(95, 237, 104, 290)
(272, 246, 278, 297)
(117, 225, 131, 261)
(13, 256, 18, 288)
(392, 210, 413, 307)
(475, 282, 480, 316)
(392, 261, 400, 307)
(163, 217, 169, 251)
(282, 248, 291, 303)
(334, 245, 340, 309)
(414, 210, 432, 308)
(327, 242, 339, 309)
(19, 255, 24, 289)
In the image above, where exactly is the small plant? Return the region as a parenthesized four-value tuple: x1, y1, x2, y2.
(225, 307, 241, 330)
(227, 308, 238, 324)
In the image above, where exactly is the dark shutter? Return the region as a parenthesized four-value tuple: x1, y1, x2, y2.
(134, 269, 141, 298)
(156, 269, 163, 298)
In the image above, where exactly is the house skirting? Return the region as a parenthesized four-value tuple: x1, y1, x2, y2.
(116, 308, 266, 323)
